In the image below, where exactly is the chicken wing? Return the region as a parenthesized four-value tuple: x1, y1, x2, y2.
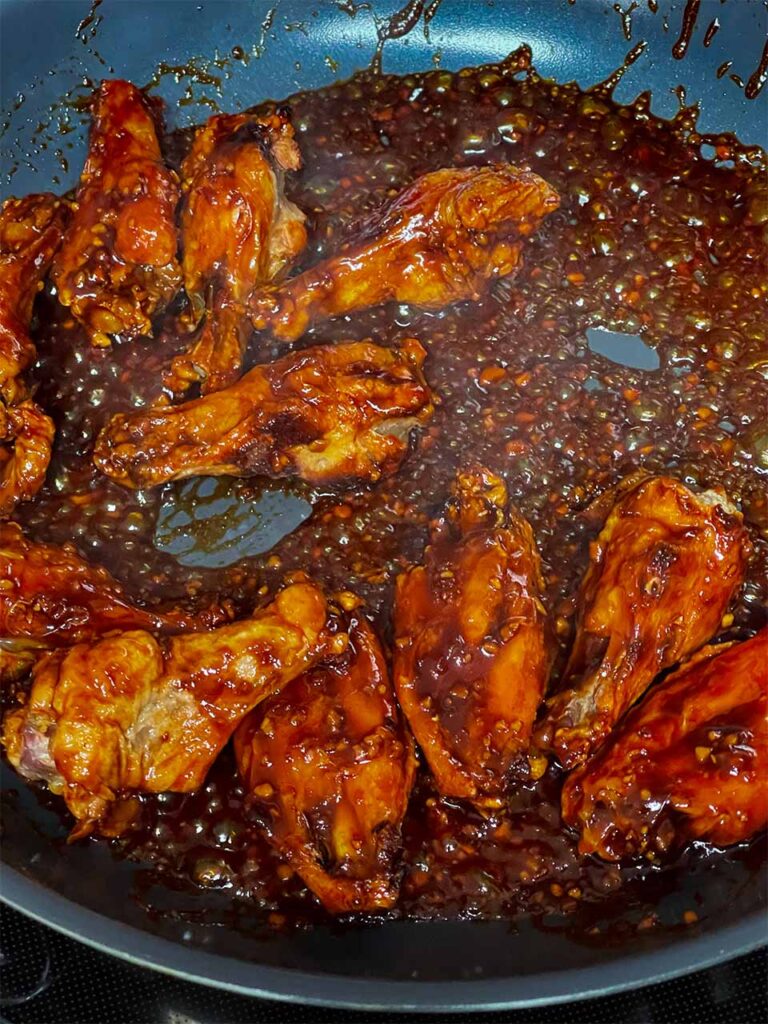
(51, 80, 181, 346)
(0, 193, 68, 516)
(248, 164, 560, 344)
(165, 110, 306, 395)
(0, 193, 68, 403)
(235, 613, 416, 913)
(2, 580, 346, 837)
(94, 337, 433, 489)
(393, 467, 549, 802)
(562, 628, 768, 861)
(0, 521, 226, 648)
(0, 401, 54, 519)
(540, 477, 750, 771)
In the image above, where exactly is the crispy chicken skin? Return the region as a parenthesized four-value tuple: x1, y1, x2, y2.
(561, 628, 768, 861)
(393, 467, 549, 802)
(165, 111, 307, 395)
(540, 477, 750, 771)
(3, 581, 346, 837)
(94, 337, 433, 489)
(51, 80, 181, 346)
(0, 193, 67, 516)
(235, 613, 416, 913)
(0, 521, 225, 647)
(249, 164, 560, 343)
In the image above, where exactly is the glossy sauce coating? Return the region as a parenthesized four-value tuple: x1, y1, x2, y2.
(0, 193, 68, 402)
(94, 338, 433, 488)
(0, 193, 68, 515)
(9, 48, 768, 928)
(394, 466, 549, 800)
(0, 520, 227, 645)
(540, 475, 750, 770)
(562, 629, 768, 860)
(3, 581, 344, 837)
(51, 80, 181, 346)
(249, 163, 559, 343)
(236, 613, 416, 913)
(167, 110, 306, 395)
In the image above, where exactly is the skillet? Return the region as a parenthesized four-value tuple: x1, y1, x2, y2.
(0, 0, 767, 1011)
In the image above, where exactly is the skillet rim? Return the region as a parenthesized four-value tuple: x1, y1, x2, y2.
(1, 0, 767, 1009)
(2, 865, 766, 1011)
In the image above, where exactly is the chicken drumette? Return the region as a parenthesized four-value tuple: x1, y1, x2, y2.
(51, 80, 181, 346)
(249, 164, 559, 343)
(3, 581, 346, 837)
(236, 613, 416, 913)
(165, 110, 307, 395)
(94, 338, 433, 489)
(562, 628, 768, 861)
(540, 477, 750, 771)
(0, 193, 68, 516)
(0, 521, 226, 649)
(393, 467, 549, 802)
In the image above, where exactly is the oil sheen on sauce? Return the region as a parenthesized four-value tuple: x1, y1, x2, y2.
(11, 46, 768, 934)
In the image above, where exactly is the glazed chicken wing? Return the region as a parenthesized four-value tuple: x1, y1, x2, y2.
(165, 110, 306, 395)
(51, 80, 181, 346)
(235, 613, 416, 913)
(0, 193, 67, 516)
(0, 401, 54, 519)
(0, 193, 68, 403)
(249, 164, 559, 343)
(3, 581, 346, 837)
(540, 477, 750, 771)
(393, 467, 549, 802)
(562, 628, 768, 861)
(94, 337, 433, 489)
(0, 521, 225, 648)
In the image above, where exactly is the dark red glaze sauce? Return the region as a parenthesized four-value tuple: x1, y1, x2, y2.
(10, 46, 768, 933)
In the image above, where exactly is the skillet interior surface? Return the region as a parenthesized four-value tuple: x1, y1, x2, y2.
(1, 0, 767, 1010)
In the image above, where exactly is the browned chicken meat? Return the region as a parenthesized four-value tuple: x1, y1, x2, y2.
(562, 628, 768, 861)
(3, 580, 346, 837)
(51, 80, 181, 346)
(249, 164, 559, 343)
(235, 612, 416, 913)
(393, 467, 549, 802)
(94, 337, 433, 489)
(0, 193, 68, 516)
(165, 110, 307, 395)
(540, 476, 750, 771)
(0, 521, 225, 648)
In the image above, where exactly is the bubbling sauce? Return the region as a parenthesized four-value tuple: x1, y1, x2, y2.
(13, 46, 768, 931)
